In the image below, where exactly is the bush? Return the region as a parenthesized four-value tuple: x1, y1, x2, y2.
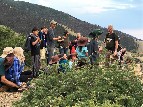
(13, 59, 143, 107)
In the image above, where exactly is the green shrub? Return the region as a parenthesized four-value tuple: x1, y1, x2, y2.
(13, 60, 143, 107)
(0, 25, 32, 68)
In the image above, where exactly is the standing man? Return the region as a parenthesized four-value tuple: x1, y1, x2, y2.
(31, 27, 41, 78)
(46, 20, 61, 64)
(104, 25, 120, 66)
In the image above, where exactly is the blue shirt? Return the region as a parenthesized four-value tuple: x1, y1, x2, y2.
(5, 56, 25, 86)
(76, 46, 88, 59)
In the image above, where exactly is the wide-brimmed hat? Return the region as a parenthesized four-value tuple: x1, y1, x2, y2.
(0, 47, 13, 58)
(50, 20, 57, 25)
(77, 37, 88, 46)
(49, 54, 63, 64)
(89, 29, 103, 38)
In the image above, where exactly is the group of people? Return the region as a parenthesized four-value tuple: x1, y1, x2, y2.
(0, 20, 126, 92)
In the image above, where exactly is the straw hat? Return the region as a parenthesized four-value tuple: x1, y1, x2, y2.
(49, 54, 62, 64)
(0, 47, 13, 58)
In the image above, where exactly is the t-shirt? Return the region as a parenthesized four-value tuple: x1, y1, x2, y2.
(105, 33, 119, 51)
(46, 27, 55, 47)
(0, 58, 5, 76)
(0, 58, 5, 86)
(59, 36, 69, 48)
(76, 46, 88, 59)
(31, 34, 40, 56)
(87, 39, 98, 56)
(39, 31, 45, 49)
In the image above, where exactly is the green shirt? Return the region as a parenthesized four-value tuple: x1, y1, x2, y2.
(0, 58, 5, 76)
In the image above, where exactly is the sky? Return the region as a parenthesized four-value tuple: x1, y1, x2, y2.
(15, 0, 143, 40)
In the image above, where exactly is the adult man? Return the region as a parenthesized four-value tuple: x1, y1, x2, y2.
(30, 27, 41, 78)
(0, 47, 19, 91)
(46, 20, 61, 64)
(104, 25, 121, 65)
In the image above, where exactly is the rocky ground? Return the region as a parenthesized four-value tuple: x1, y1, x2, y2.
(0, 92, 22, 107)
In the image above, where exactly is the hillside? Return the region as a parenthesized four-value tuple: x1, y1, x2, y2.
(0, 0, 140, 51)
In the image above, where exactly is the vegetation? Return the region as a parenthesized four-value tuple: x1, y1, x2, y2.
(13, 55, 143, 107)
(0, 25, 25, 54)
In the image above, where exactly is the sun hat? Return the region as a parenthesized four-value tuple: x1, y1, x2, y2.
(0, 47, 13, 58)
(77, 37, 88, 46)
(49, 54, 63, 64)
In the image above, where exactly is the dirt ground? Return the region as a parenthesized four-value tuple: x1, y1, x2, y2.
(0, 92, 22, 107)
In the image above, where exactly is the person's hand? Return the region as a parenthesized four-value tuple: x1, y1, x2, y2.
(114, 51, 117, 56)
(98, 46, 103, 53)
(58, 36, 61, 39)
(37, 37, 40, 41)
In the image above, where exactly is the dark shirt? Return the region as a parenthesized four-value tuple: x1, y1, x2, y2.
(31, 34, 40, 56)
(0, 57, 5, 87)
(46, 27, 55, 47)
(87, 39, 99, 56)
(39, 31, 44, 49)
(0, 58, 5, 77)
(105, 33, 119, 51)
(59, 36, 69, 48)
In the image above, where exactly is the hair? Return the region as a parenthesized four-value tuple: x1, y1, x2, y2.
(13, 47, 25, 64)
(41, 26, 46, 30)
(32, 27, 39, 32)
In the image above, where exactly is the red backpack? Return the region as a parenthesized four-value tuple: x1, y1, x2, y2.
(71, 46, 76, 53)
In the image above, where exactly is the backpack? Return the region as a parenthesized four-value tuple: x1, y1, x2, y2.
(3, 53, 15, 71)
(24, 34, 33, 52)
(71, 46, 76, 53)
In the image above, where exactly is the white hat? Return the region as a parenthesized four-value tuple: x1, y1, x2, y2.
(0, 47, 13, 58)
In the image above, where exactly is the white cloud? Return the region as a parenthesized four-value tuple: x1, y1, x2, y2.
(21, 0, 135, 14)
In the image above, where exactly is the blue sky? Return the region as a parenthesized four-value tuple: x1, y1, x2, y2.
(15, 0, 143, 40)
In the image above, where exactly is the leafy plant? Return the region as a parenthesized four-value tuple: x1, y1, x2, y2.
(13, 55, 143, 107)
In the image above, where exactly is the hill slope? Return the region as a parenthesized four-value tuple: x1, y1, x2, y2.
(0, 0, 140, 51)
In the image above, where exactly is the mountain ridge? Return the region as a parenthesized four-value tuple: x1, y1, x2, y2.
(0, 0, 140, 51)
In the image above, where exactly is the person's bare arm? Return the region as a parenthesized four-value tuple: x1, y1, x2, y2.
(1, 76, 19, 88)
(32, 37, 40, 46)
(114, 40, 119, 56)
(53, 36, 61, 41)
